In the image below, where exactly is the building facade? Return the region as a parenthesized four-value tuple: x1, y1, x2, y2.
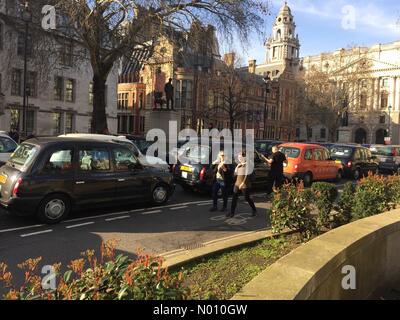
(0, 1, 118, 138)
(299, 42, 400, 144)
(245, 2, 300, 141)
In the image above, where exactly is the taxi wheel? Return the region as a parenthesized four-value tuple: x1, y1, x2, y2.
(303, 173, 313, 187)
(152, 184, 169, 205)
(36, 194, 71, 224)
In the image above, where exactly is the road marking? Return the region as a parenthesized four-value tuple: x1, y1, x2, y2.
(170, 206, 188, 210)
(197, 202, 213, 206)
(141, 210, 162, 215)
(105, 215, 130, 222)
(65, 221, 94, 229)
(20, 229, 53, 238)
(0, 224, 44, 234)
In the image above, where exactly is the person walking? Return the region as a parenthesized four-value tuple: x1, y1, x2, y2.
(210, 151, 229, 212)
(228, 151, 257, 218)
(261, 145, 288, 195)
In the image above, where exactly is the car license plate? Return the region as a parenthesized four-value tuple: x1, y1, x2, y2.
(335, 160, 342, 164)
(0, 174, 7, 184)
(180, 166, 192, 172)
(182, 171, 188, 179)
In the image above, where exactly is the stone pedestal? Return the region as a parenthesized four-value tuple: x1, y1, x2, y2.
(144, 109, 181, 139)
(338, 128, 351, 143)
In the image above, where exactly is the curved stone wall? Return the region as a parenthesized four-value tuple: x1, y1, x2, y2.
(232, 210, 400, 300)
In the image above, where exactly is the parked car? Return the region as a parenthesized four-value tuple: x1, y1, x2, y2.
(329, 144, 379, 179)
(255, 140, 284, 157)
(0, 138, 174, 224)
(369, 144, 400, 174)
(0, 133, 18, 166)
(59, 134, 169, 171)
(279, 143, 343, 187)
(173, 141, 270, 193)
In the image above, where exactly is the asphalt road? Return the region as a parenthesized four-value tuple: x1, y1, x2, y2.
(0, 181, 349, 290)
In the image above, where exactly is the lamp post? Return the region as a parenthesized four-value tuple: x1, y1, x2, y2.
(263, 72, 271, 139)
(21, 1, 32, 139)
(388, 105, 392, 144)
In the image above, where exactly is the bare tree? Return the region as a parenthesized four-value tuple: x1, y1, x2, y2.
(300, 48, 373, 142)
(51, 0, 269, 133)
(209, 53, 261, 134)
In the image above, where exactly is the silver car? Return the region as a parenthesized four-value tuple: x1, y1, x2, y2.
(0, 133, 18, 166)
(370, 144, 400, 174)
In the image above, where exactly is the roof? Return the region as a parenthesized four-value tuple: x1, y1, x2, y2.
(279, 142, 326, 148)
(22, 137, 125, 147)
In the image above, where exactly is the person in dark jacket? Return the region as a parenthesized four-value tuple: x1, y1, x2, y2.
(228, 151, 257, 218)
(210, 151, 229, 212)
(261, 145, 287, 195)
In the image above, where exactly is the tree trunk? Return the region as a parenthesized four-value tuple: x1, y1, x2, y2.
(92, 73, 108, 134)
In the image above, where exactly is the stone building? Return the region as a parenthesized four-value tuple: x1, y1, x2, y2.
(0, 1, 118, 138)
(245, 2, 300, 141)
(299, 42, 400, 144)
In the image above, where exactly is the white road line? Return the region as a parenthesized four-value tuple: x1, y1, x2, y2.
(170, 206, 188, 210)
(62, 209, 145, 224)
(141, 210, 162, 215)
(0, 224, 44, 234)
(197, 202, 213, 206)
(20, 229, 53, 238)
(65, 221, 94, 229)
(105, 215, 130, 222)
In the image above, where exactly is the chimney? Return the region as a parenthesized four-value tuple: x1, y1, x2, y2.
(248, 59, 256, 73)
(223, 52, 235, 67)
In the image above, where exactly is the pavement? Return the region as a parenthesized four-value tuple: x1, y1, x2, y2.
(0, 181, 349, 291)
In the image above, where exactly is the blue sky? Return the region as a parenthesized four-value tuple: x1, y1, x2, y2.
(222, 0, 400, 64)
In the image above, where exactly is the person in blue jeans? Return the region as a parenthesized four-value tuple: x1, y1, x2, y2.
(210, 151, 229, 212)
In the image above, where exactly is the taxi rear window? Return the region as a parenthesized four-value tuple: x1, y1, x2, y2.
(280, 147, 300, 158)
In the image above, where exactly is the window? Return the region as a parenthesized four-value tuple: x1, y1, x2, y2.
(65, 113, 74, 133)
(79, 149, 110, 171)
(65, 79, 75, 102)
(380, 92, 388, 109)
(118, 93, 129, 109)
(113, 148, 138, 171)
(43, 150, 73, 173)
(10, 109, 20, 131)
(11, 69, 22, 96)
(9, 144, 38, 167)
(140, 116, 145, 133)
(379, 115, 386, 124)
(53, 112, 62, 135)
(60, 40, 73, 66)
(359, 94, 367, 110)
(27, 72, 37, 97)
(304, 149, 313, 160)
(314, 149, 325, 161)
(279, 147, 300, 159)
(54, 77, 63, 100)
(382, 78, 389, 89)
(320, 128, 326, 139)
(89, 82, 93, 105)
(0, 137, 17, 153)
(17, 33, 32, 56)
(139, 92, 144, 109)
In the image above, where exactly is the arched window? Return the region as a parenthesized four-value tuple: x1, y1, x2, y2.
(276, 29, 281, 39)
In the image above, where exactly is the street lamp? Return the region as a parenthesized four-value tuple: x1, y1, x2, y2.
(388, 105, 392, 144)
(21, 1, 32, 139)
(263, 72, 271, 139)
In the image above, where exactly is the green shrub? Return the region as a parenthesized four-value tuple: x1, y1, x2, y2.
(311, 182, 338, 229)
(271, 182, 318, 241)
(352, 173, 393, 220)
(335, 182, 355, 226)
(0, 241, 189, 300)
